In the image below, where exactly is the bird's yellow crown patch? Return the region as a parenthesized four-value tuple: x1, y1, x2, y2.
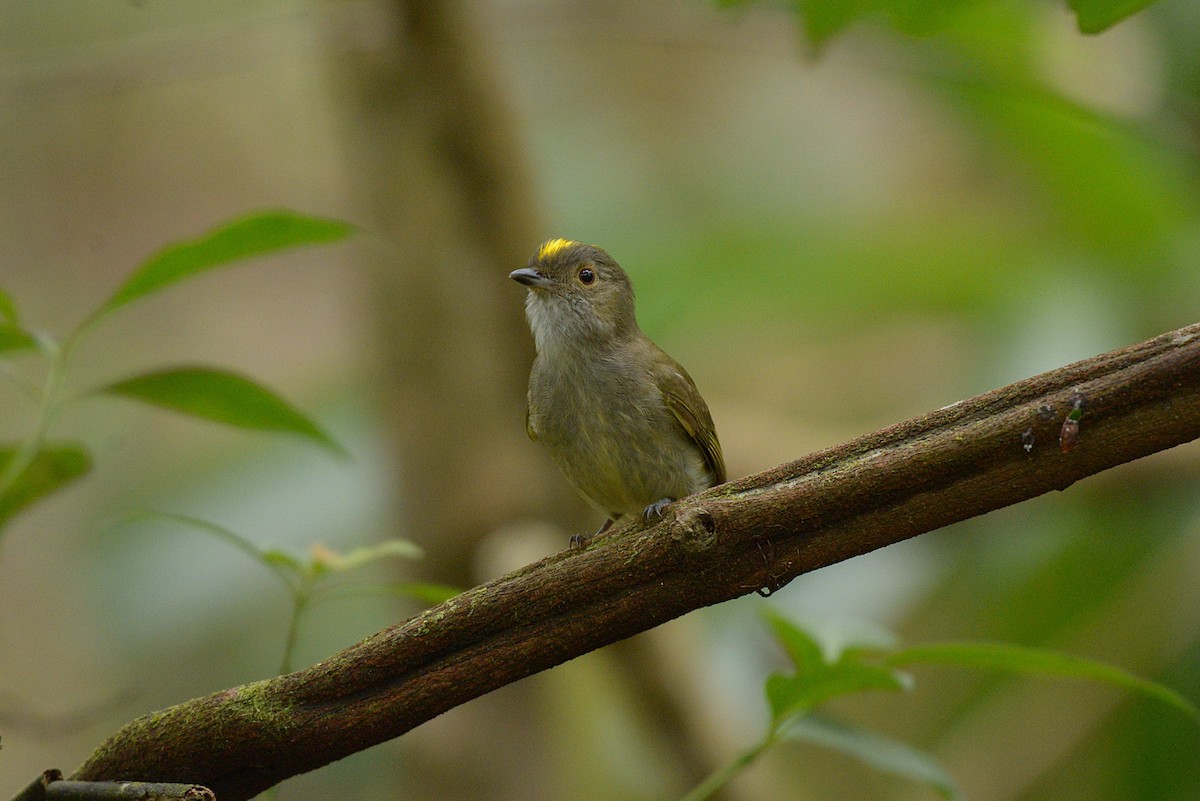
(537, 238, 577, 260)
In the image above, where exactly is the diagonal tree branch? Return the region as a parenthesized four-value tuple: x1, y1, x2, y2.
(70, 322, 1200, 800)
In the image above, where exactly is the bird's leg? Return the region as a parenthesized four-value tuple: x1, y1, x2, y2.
(642, 497, 675, 520)
(569, 517, 615, 549)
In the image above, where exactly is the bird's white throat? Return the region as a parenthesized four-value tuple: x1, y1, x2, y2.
(525, 290, 606, 356)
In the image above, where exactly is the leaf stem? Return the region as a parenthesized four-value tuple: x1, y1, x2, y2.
(679, 728, 777, 801)
(279, 578, 313, 676)
(0, 335, 70, 508)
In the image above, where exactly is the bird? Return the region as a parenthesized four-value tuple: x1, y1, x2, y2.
(510, 238, 725, 543)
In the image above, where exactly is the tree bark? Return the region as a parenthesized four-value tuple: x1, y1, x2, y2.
(69, 321, 1200, 801)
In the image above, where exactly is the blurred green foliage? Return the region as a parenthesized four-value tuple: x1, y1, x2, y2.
(1, 1, 1198, 799)
(0, 210, 352, 537)
(716, 0, 1163, 46)
(685, 613, 1196, 799)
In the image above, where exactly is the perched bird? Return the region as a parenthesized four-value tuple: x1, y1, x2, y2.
(510, 238, 725, 542)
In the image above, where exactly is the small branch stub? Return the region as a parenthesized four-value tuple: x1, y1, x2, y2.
(11, 771, 61, 801)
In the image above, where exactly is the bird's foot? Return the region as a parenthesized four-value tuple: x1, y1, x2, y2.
(642, 497, 675, 520)
(570, 518, 614, 549)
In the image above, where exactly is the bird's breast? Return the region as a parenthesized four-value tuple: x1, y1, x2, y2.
(527, 352, 710, 516)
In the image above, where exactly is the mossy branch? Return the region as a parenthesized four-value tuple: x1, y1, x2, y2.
(69, 322, 1200, 800)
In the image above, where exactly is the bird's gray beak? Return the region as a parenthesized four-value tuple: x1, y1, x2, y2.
(509, 267, 554, 289)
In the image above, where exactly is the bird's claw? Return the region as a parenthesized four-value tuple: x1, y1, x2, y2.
(642, 497, 675, 520)
(569, 518, 615, 550)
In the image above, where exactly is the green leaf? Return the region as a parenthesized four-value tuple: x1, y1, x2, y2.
(97, 210, 353, 319)
(1067, 0, 1159, 34)
(716, 0, 993, 49)
(715, 0, 1161, 46)
(885, 642, 1200, 722)
(767, 609, 826, 668)
(111, 510, 301, 589)
(0, 443, 91, 528)
(0, 323, 36, 353)
(331, 539, 424, 572)
(781, 716, 962, 800)
(0, 287, 34, 352)
(117, 509, 268, 560)
(0, 288, 18, 324)
(766, 661, 910, 723)
(765, 612, 909, 722)
(261, 548, 306, 572)
(794, 0, 864, 47)
(98, 366, 344, 454)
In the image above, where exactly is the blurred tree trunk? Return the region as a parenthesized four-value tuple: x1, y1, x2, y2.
(328, 2, 719, 798)
(333, 0, 577, 584)
(329, 2, 584, 799)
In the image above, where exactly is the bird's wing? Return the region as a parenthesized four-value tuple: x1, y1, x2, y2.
(655, 352, 726, 486)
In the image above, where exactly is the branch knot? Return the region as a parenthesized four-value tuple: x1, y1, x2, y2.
(671, 506, 717, 552)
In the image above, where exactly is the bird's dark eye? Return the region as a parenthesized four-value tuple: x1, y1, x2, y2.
(578, 267, 596, 285)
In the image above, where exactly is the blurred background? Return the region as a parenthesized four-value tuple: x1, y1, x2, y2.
(2, 0, 1199, 799)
